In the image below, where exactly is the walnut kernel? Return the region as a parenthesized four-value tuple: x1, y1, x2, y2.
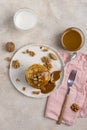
(43, 62, 52, 70)
(12, 60, 20, 69)
(22, 49, 35, 56)
(28, 51, 35, 56)
(6, 42, 15, 52)
(71, 103, 80, 112)
(41, 56, 50, 63)
(49, 53, 58, 60)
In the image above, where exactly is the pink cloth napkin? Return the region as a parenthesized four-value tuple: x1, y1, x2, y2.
(45, 53, 87, 126)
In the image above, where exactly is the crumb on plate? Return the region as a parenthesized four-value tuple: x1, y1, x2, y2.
(22, 87, 26, 91)
(32, 91, 40, 94)
(16, 78, 20, 82)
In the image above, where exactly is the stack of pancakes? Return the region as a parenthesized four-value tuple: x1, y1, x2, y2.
(25, 64, 50, 90)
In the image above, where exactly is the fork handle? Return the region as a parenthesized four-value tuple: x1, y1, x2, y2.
(57, 94, 69, 124)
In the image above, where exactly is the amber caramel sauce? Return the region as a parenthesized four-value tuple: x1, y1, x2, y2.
(41, 71, 61, 94)
(41, 82, 55, 94)
(51, 71, 61, 82)
(62, 29, 82, 51)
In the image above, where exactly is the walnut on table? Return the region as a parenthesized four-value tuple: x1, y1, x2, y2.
(6, 42, 15, 52)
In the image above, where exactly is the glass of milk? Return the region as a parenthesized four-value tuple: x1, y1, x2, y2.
(13, 8, 37, 31)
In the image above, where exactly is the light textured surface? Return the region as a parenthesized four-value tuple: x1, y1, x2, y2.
(0, 0, 87, 130)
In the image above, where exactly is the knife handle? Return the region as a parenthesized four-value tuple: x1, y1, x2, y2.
(57, 94, 69, 124)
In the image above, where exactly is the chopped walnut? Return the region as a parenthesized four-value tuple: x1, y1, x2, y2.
(41, 56, 53, 70)
(71, 103, 80, 112)
(12, 60, 20, 69)
(22, 49, 35, 56)
(28, 51, 35, 56)
(5, 57, 11, 62)
(32, 73, 43, 86)
(49, 53, 58, 60)
(43, 62, 53, 70)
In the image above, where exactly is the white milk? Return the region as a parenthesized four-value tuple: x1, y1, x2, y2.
(14, 9, 37, 30)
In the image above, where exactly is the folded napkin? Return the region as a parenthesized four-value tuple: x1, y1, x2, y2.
(45, 53, 87, 126)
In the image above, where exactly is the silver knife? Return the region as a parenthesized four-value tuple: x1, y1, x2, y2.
(57, 70, 77, 124)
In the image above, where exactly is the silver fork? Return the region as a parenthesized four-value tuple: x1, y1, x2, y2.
(67, 70, 77, 94)
(57, 70, 77, 124)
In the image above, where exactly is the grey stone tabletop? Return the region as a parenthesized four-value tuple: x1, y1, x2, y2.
(0, 0, 87, 130)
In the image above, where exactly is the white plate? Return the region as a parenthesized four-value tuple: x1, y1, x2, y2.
(9, 44, 64, 98)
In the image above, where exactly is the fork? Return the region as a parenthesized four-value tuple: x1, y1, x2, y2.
(57, 70, 77, 124)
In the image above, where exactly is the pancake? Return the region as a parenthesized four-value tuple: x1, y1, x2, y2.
(25, 64, 50, 89)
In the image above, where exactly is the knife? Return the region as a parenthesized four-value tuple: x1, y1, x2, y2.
(57, 70, 77, 124)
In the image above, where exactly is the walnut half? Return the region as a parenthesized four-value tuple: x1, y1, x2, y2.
(71, 103, 80, 112)
(49, 53, 58, 60)
(6, 42, 15, 52)
(12, 60, 20, 69)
